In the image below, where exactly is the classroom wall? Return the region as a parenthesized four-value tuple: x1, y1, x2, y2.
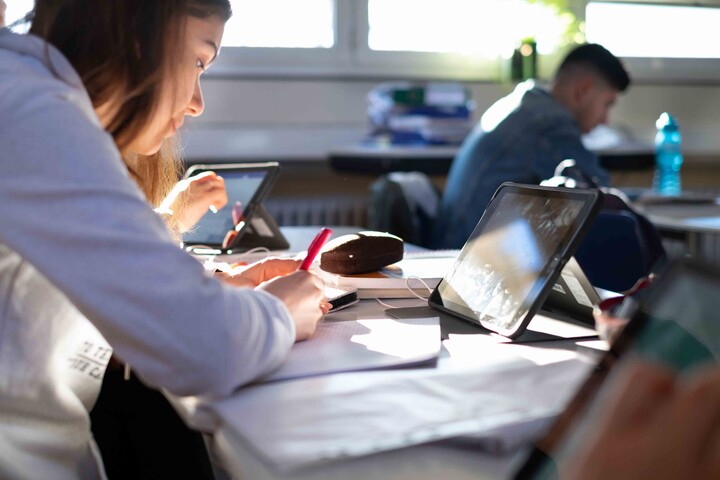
(185, 78, 720, 160)
(181, 78, 720, 220)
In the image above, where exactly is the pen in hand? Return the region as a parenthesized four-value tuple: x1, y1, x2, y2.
(299, 227, 333, 271)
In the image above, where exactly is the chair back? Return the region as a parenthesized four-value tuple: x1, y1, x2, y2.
(367, 172, 439, 248)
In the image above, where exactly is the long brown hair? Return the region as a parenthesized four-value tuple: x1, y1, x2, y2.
(29, 0, 231, 209)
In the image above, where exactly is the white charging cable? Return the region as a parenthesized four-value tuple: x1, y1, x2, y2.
(375, 276, 434, 309)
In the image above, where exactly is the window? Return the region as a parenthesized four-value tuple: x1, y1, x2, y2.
(13, 1, 720, 82)
(585, 1, 720, 82)
(222, 0, 334, 48)
(367, 0, 568, 57)
(212, 0, 576, 80)
(4, 0, 577, 81)
(586, 2, 720, 58)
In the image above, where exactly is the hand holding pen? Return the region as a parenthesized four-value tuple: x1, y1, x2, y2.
(299, 227, 333, 271)
(256, 227, 333, 340)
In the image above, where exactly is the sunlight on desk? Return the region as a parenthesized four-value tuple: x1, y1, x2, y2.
(351, 319, 440, 358)
(259, 317, 441, 382)
(524, 313, 597, 339)
(443, 334, 580, 367)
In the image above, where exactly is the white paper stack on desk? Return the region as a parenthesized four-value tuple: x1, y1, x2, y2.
(315, 250, 459, 298)
(201, 337, 593, 473)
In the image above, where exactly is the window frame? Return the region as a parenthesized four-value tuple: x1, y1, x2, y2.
(210, 0, 503, 81)
(12, 0, 719, 83)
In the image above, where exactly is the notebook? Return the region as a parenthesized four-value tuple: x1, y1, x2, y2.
(387, 182, 603, 341)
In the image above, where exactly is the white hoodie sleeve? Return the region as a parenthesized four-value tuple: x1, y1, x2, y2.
(0, 37, 295, 397)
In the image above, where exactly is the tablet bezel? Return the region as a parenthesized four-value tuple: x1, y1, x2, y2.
(181, 162, 280, 251)
(428, 183, 603, 339)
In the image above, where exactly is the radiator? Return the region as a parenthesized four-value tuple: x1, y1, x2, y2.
(265, 195, 368, 227)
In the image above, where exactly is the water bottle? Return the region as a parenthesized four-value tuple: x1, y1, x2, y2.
(653, 112, 683, 196)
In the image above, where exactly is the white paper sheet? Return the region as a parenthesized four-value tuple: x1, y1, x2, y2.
(259, 317, 441, 382)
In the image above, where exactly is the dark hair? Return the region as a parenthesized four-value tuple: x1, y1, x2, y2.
(28, 0, 231, 212)
(556, 43, 631, 92)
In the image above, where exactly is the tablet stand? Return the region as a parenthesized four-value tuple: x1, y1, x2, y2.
(232, 204, 290, 252)
(385, 305, 597, 343)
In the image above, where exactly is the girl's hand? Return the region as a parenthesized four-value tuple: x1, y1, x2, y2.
(218, 259, 332, 319)
(218, 257, 301, 288)
(161, 171, 228, 233)
(258, 270, 326, 341)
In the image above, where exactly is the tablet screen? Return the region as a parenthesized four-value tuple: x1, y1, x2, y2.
(182, 164, 278, 247)
(514, 259, 720, 479)
(430, 184, 601, 338)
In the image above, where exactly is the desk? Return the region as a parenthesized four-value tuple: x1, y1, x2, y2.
(210, 300, 522, 480)
(635, 201, 720, 260)
(173, 299, 599, 480)
(328, 145, 457, 175)
(175, 228, 602, 479)
(327, 144, 653, 175)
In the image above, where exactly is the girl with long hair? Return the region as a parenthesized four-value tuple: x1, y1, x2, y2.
(0, 2, 326, 479)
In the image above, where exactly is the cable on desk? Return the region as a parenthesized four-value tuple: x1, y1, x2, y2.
(375, 276, 434, 309)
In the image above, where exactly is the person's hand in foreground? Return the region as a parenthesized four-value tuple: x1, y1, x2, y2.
(217, 257, 299, 287)
(258, 270, 327, 341)
(221, 201, 245, 248)
(217, 258, 333, 318)
(593, 275, 654, 344)
(564, 360, 720, 480)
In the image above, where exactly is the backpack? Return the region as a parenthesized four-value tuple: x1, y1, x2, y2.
(367, 172, 440, 248)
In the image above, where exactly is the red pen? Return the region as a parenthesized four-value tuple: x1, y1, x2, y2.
(299, 227, 333, 271)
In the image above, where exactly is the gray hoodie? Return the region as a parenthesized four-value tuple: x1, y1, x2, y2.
(0, 29, 295, 480)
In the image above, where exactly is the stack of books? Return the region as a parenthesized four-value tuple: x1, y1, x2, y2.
(367, 82, 474, 146)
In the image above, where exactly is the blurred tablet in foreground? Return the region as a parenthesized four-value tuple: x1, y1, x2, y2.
(513, 258, 720, 479)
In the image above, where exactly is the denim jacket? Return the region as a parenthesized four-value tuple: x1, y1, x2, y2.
(432, 81, 610, 249)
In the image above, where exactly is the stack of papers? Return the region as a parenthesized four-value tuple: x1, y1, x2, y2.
(203, 335, 593, 472)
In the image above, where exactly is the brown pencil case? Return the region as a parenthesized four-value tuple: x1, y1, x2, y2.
(320, 231, 404, 275)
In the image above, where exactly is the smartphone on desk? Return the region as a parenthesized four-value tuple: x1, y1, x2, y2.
(325, 285, 359, 312)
